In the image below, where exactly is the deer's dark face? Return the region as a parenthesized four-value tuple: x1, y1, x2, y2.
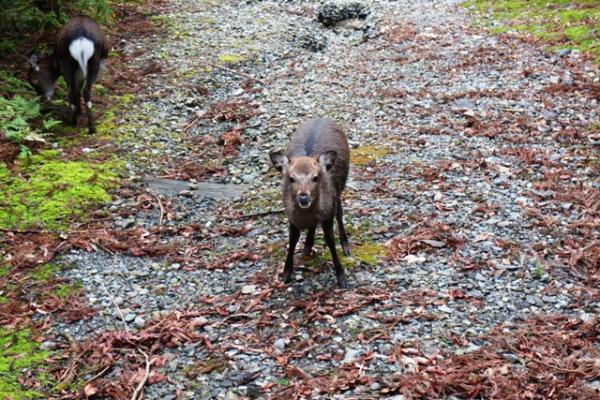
(286, 156, 321, 209)
(28, 54, 56, 101)
(270, 150, 337, 210)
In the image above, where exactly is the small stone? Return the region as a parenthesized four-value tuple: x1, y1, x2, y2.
(41, 341, 56, 350)
(370, 382, 381, 391)
(378, 343, 393, 355)
(438, 304, 453, 314)
(541, 109, 557, 120)
(274, 338, 286, 350)
(343, 348, 363, 363)
(193, 317, 209, 326)
(242, 174, 255, 184)
(404, 254, 426, 264)
(241, 284, 257, 295)
(502, 353, 521, 363)
(453, 98, 476, 110)
(134, 317, 146, 328)
(422, 239, 445, 248)
(124, 313, 136, 323)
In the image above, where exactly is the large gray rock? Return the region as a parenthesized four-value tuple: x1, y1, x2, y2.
(317, 1, 369, 28)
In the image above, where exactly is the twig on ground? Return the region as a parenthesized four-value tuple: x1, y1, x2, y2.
(0, 227, 61, 235)
(146, 189, 165, 225)
(100, 281, 129, 333)
(223, 209, 285, 220)
(84, 365, 111, 385)
(130, 348, 151, 400)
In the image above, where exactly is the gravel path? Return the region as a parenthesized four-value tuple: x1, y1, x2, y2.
(55, 1, 599, 398)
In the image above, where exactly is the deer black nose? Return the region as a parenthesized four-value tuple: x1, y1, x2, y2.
(297, 193, 311, 208)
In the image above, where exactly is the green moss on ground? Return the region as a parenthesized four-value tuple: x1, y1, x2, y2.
(29, 263, 60, 282)
(306, 241, 386, 270)
(0, 150, 121, 230)
(466, 0, 600, 62)
(0, 329, 49, 399)
(351, 145, 390, 166)
(217, 53, 247, 64)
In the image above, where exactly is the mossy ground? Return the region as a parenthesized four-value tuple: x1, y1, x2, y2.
(305, 239, 386, 270)
(466, 0, 600, 63)
(0, 2, 163, 398)
(0, 329, 49, 399)
(351, 145, 390, 166)
(217, 53, 247, 64)
(296, 217, 387, 270)
(0, 150, 121, 230)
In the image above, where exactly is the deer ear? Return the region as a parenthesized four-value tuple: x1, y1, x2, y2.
(318, 150, 337, 171)
(269, 151, 289, 172)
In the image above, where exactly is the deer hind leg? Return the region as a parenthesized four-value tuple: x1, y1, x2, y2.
(303, 228, 316, 258)
(336, 197, 350, 256)
(83, 60, 101, 134)
(323, 219, 347, 289)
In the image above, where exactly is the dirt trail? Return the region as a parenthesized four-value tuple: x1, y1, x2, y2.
(54, 1, 599, 399)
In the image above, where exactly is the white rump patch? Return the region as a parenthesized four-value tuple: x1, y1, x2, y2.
(86, 101, 92, 109)
(69, 37, 94, 79)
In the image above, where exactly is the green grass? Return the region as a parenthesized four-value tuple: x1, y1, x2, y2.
(0, 329, 49, 399)
(466, 0, 600, 63)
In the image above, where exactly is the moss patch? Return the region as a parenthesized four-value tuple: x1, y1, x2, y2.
(0, 150, 121, 230)
(217, 53, 247, 64)
(466, 0, 600, 63)
(306, 241, 386, 270)
(0, 329, 49, 399)
(346, 242, 386, 267)
(29, 263, 60, 282)
(351, 145, 390, 166)
(52, 282, 82, 299)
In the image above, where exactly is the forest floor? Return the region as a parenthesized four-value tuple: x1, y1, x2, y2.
(1, 0, 599, 399)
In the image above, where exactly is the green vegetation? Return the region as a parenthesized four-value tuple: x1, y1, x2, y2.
(0, 329, 49, 399)
(0, 150, 121, 230)
(0, 95, 62, 155)
(0, 0, 113, 35)
(0, 265, 10, 278)
(466, 0, 600, 62)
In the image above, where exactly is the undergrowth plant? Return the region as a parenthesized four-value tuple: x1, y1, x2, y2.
(0, 0, 113, 51)
(0, 95, 61, 157)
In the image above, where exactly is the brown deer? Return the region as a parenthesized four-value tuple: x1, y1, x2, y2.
(28, 16, 108, 134)
(270, 118, 351, 289)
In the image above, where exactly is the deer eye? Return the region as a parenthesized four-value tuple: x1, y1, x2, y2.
(312, 176, 319, 182)
(289, 177, 295, 183)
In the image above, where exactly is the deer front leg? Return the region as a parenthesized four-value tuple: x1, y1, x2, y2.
(282, 223, 301, 284)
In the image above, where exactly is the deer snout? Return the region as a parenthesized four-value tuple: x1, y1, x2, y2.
(297, 193, 311, 209)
